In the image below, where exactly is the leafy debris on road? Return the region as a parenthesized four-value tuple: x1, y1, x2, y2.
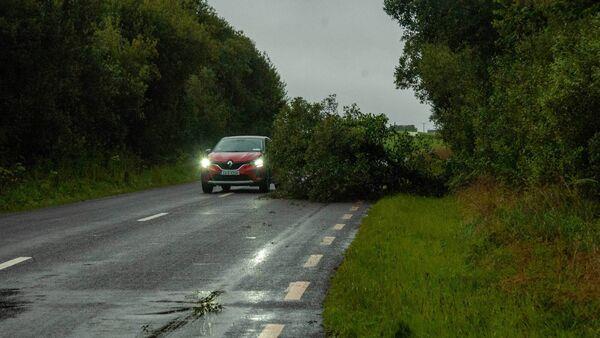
(141, 290, 224, 338)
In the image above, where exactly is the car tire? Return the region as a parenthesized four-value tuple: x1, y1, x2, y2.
(202, 181, 214, 194)
(221, 185, 231, 192)
(259, 174, 270, 193)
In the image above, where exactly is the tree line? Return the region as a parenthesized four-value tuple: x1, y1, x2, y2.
(384, 0, 599, 189)
(0, 0, 285, 169)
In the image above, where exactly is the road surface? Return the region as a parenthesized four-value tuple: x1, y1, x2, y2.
(0, 182, 367, 337)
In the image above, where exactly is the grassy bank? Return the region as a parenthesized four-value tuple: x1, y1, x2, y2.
(323, 192, 599, 337)
(0, 158, 199, 213)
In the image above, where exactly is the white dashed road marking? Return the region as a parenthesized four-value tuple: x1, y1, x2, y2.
(137, 213, 168, 222)
(259, 324, 285, 338)
(342, 213, 353, 220)
(219, 192, 234, 198)
(0, 257, 32, 271)
(303, 254, 323, 268)
(333, 223, 345, 230)
(284, 281, 310, 301)
(321, 236, 335, 245)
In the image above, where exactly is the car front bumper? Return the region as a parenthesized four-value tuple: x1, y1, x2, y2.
(207, 180, 256, 186)
(201, 164, 267, 186)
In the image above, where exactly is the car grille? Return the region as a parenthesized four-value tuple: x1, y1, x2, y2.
(214, 162, 247, 170)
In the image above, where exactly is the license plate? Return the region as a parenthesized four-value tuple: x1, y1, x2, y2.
(221, 169, 239, 176)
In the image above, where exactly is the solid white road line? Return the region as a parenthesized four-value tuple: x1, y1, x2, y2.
(137, 213, 169, 222)
(0, 257, 32, 271)
(321, 236, 335, 245)
(259, 324, 285, 338)
(333, 223, 345, 230)
(342, 213, 353, 220)
(284, 281, 310, 301)
(219, 192, 234, 198)
(303, 254, 323, 268)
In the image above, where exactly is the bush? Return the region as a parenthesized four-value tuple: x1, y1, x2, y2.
(302, 104, 389, 201)
(385, 132, 448, 196)
(271, 96, 448, 201)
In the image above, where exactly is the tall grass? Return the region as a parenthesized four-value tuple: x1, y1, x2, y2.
(0, 155, 199, 213)
(458, 179, 599, 333)
(324, 190, 599, 337)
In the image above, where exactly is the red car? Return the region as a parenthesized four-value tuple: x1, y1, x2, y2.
(200, 136, 272, 193)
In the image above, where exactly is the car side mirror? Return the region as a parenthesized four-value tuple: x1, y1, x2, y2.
(205, 148, 212, 154)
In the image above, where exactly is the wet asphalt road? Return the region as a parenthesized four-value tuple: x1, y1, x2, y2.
(0, 182, 367, 337)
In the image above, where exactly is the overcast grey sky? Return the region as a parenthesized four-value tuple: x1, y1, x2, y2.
(207, 0, 432, 128)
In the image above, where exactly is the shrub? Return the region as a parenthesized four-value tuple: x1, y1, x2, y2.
(0, 163, 26, 189)
(270, 97, 326, 199)
(271, 96, 448, 201)
(385, 132, 448, 196)
(302, 104, 389, 201)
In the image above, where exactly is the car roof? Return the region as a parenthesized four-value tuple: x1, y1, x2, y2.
(221, 135, 269, 140)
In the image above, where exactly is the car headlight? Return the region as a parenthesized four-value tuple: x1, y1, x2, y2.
(254, 157, 264, 168)
(200, 158, 211, 169)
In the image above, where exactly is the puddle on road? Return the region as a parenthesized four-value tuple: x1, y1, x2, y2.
(0, 289, 30, 321)
(139, 290, 224, 338)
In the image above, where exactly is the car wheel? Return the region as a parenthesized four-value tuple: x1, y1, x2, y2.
(202, 181, 213, 194)
(221, 185, 231, 192)
(259, 175, 270, 193)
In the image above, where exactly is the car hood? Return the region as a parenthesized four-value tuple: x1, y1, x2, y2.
(209, 152, 262, 163)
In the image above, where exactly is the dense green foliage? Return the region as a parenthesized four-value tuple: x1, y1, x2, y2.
(0, 156, 197, 212)
(271, 96, 446, 201)
(384, 0, 600, 187)
(324, 193, 599, 337)
(0, 0, 285, 173)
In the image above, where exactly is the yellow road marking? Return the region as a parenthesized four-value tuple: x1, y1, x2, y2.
(342, 213, 353, 220)
(333, 223, 345, 230)
(284, 281, 310, 301)
(258, 324, 285, 338)
(303, 254, 323, 268)
(321, 236, 335, 245)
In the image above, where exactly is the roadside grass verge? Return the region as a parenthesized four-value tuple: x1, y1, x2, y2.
(0, 158, 198, 213)
(323, 192, 599, 337)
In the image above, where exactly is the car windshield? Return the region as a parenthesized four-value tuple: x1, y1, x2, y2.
(213, 138, 263, 152)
